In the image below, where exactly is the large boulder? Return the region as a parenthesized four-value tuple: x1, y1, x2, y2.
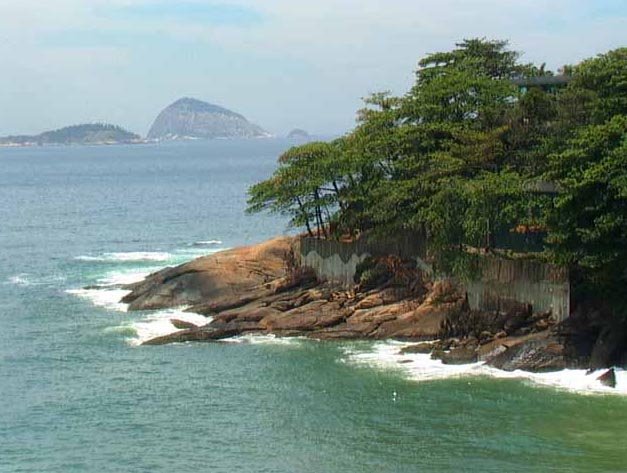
(486, 336, 567, 372)
(438, 346, 478, 365)
(371, 300, 463, 340)
(122, 237, 293, 311)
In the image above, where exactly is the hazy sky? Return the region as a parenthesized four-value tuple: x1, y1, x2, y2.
(0, 0, 625, 137)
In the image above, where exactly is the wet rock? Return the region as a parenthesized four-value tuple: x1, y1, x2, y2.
(487, 337, 567, 372)
(170, 319, 201, 330)
(477, 342, 508, 362)
(589, 325, 626, 371)
(400, 342, 434, 354)
(439, 346, 478, 365)
(141, 326, 240, 346)
(596, 368, 616, 388)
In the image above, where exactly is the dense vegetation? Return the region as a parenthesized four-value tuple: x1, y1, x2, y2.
(248, 39, 626, 314)
(0, 123, 140, 145)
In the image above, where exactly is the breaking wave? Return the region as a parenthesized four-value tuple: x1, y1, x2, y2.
(75, 252, 173, 262)
(342, 341, 627, 396)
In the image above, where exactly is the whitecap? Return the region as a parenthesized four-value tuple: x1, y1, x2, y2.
(75, 252, 173, 262)
(96, 269, 155, 286)
(342, 341, 627, 396)
(223, 333, 305, 346)
(66, 287, 131, 312)
(6, 274, 32, 286)
(5, 273, 67, 287)
(192, 240, 223, 246)
(125, 309, 210, 346)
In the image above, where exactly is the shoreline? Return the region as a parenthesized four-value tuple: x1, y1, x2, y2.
(111, 236, 625, 392)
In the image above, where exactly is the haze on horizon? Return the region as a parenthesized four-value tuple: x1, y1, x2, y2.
(1, 0, 625, 138)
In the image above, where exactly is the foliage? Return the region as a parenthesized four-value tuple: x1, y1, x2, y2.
(248, 39, 627, 311)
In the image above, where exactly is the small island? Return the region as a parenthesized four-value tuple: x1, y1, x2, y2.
(0, 123, 141, 147)
(287, 128, 311, 140)
(147, 97, 270, 141)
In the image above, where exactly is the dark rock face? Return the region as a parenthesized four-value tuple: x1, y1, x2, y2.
(597, 368, 617, 388)
(438, 347, 479, 365)
(486, 337, 568, 372)
(147, 98, 269, 140)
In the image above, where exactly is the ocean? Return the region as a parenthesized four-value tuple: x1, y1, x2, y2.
(1, 140, 626, 473)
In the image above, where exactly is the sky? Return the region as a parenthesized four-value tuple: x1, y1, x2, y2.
(0, 0, 625, 137)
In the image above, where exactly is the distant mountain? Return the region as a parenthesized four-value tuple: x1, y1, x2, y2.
(147, 98, 269, 141)
(287, 128, 310, 139)
(0, 124, 141, 146)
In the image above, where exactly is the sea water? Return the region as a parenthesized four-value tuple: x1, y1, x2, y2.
(1, 140, 626, 473)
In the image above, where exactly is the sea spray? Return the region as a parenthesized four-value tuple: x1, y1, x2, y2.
(343, 340, 627, 396)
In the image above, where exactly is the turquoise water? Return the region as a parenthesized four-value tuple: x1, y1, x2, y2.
(1, 141, 626, 472)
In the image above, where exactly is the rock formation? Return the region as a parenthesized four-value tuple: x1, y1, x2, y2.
(147, 98, 269, 140)
(117, 237, 624, 380)
(287, 128, 310, 139)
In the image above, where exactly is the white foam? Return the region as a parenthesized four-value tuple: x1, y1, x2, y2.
(5, 273, 66, 287)
(193, 240, 223, 246)
(224, 333, 305, 346)
(343, 341, 627, 396)
(125, 309, 210, 346)
(97, 269, 154, 286)
(75, 252, 173, 262)
(66, 288, 131, 312)
(7, 274, 31, 286)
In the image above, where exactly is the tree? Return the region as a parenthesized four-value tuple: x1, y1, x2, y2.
(546, 116, 627, 304)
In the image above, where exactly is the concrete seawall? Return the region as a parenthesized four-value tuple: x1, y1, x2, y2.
(298, 233, 427, 287)
(465, 256, 570, 321)
(298, 236, 570, 321)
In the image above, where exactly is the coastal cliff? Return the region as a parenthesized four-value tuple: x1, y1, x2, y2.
(120, 237, 624, 384)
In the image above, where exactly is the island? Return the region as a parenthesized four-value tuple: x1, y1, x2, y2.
(0, 123, 141, 147)
(147, 97, 270, 141)
(287, 128, 311, 140)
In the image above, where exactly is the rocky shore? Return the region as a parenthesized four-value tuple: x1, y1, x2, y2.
(121, 237, 624, 386)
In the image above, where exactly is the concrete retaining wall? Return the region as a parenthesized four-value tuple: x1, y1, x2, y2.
(465, 256, 570, 321)
(298, 235, 571, 321)
(298, 233, 427, 287)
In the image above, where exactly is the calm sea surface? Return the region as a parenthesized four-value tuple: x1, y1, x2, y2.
(1, 140, 626, 473)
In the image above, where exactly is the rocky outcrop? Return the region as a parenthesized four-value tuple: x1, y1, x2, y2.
(122, 237, 294, 311)
(147, 98, 269, 140)
(485, 335, 568, 372)
(118, 237, 624, 380)
(597, 368, 617, 388)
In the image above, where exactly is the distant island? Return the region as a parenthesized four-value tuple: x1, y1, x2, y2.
(147, 97, 270, 141)
(287, 128, 310, 139)
(0, 123, 141, 147)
